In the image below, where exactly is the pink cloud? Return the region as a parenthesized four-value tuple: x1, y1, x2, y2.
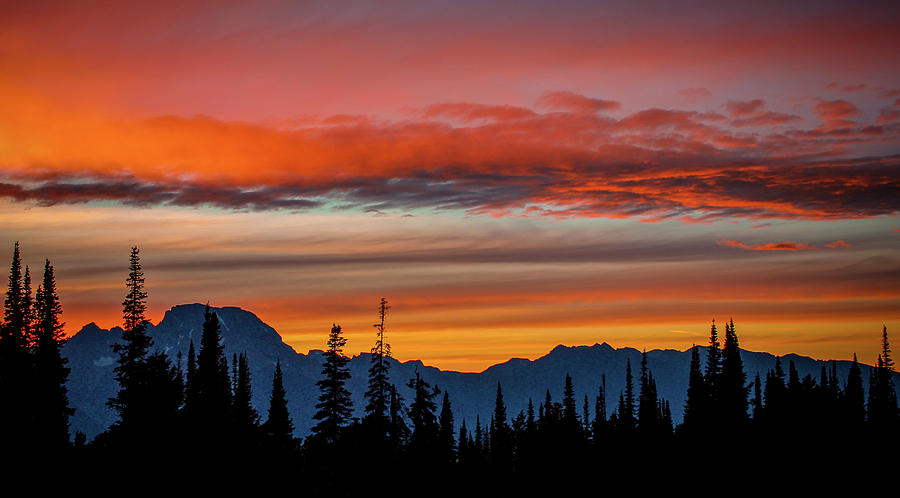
(536, 91, 621, 114)
(725, 99, 765, 117)
(717, 239, 817, 251)
(825, 240, 852, 248)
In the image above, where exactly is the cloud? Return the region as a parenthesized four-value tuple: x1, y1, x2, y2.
(717, 240, 817, 251)
(423, 103, 537, 122)
(725, 99, 765, 117)
(825, 240, 852, 248)
(1, 92, 898, 222)
(535, 91, 621, 114)
(731, 112, 802, 128)
(814, 99, 863, 128)
(826, 82, 867, 92)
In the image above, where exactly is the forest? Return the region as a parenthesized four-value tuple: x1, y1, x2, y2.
(1, 242, 898, 486)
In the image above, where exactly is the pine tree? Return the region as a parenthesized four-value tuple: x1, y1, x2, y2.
(32, 260, 73, 447)
(263, 360, 294, 450)
(364, 298, 392, 434)
(438, 391, 456, 464)
(683, 345, 706, 434)
(407, 371, 440, 460)
(868, 326, 899, 429)
(458, 419, 470, 465)
(189, 305, 232, 437)
(0, 242, 31, 445)
(105, 247, 182, 446)
(638, 350, 658, 435)
(311, 324, 353, 444)
(619, 358, 636, 433)
(720, 318, 748, 427)
(844, 353, 865, 427)
(388, 383, 409, 447)
(108, 247, 154, 430)
(562, 373, 579, 434)
(752, 373, 763, 423)
(705, 319, 721, 410)
(491, 381, 511, 466)
(232, 352, 259, 444)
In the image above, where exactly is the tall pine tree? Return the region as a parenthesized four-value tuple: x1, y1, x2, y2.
(263, 359, 294, 450)
(32, 260, 73, 447)
(364, 298, 391, 435)
(311, 324, 353, 444)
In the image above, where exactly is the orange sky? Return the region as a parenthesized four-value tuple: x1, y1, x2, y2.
(1, 0, 899, 371)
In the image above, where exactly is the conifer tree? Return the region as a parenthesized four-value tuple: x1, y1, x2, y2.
(388, 383, 409, 446)
(562, 373, 579, 433)
(32, 260, 73, 447)
(867, 326, 899, 429)
(638, 350, 658, 435)
(407, 371, 440, 459)
(458, 419, 469, 465)
(232, 352, 259, 443)
(438, 391, 456, 464)
(263, 359, 294, 449)
(105, 247, 183, 446)
(311, 324, 353, 444)
(705, 320, 721, 409)
(720, 318, 748, 427)
(108, 246, 154, 431)
(364, 298, 392, 433)
(0, 242, 31, 444)
(189, 305, 232, 435)
(752, 374, 763, 423)
(844, 353, 865, 427)
(683, 345, 706, 433)
(619, 358, 636, 433)
(491, 381, 512, 466)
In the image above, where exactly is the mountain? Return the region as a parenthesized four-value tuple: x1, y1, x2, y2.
(63, 303, 900, 440)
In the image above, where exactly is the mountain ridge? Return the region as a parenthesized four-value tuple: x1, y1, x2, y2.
(63, 303, 900, 440)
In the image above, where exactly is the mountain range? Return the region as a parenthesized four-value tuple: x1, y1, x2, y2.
(63, 303, 899, 440)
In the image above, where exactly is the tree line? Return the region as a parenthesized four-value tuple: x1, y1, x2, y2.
(0, 243, 898, 478)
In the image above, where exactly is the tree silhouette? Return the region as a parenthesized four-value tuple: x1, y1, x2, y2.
(311, 324, 353, 444)
(32, 259, 73, 447)
(263, 359, 294, 449)
(0, 242, 31, 446)
(108, 247, 154, 433)
(232, 352, 259, 446)
(187, 305, 232, 441)
(720, 318, 749, 428)
(407, 371, 440, 461)
(438, 390, 456, 464)
(364, 298, 391, 436)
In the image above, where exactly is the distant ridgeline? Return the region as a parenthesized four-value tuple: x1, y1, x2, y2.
(1, 243, 898, 477)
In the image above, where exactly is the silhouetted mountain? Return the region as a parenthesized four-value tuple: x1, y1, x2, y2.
(63, 303, 900, 440)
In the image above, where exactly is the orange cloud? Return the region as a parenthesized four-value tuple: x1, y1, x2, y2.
(717, 240, 817, 251)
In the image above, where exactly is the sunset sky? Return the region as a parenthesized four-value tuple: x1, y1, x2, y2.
(1, 0, 898, 371)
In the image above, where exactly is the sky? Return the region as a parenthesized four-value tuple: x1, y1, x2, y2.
(1, 0, 898, 371)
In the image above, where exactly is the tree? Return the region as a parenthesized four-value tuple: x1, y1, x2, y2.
(491, 381, 512, 466)
(407, 371, 440, 460)
(562, 373, 579, 434)
(638, 350, 659, 436)
(868, 326, 899, 429)
(704, 319, 721, 408)
(0, 242, 32, 446)
(188, 305, 232, 436)
(311, 324, 353, 444)
(105, 247, 182, 446)
(844, 353, 865, 427)
(438, 391, 456, 464)
(720, 318, 748, 427)
(619, 358, 636, 433)
(232, 352, 259, 443)
(263, 360, 294, 449)
(32, 260, 73, 447)
(108, 247, 154, 430)
(682, 345, 706, 434)
(364, 298, 391, 433)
